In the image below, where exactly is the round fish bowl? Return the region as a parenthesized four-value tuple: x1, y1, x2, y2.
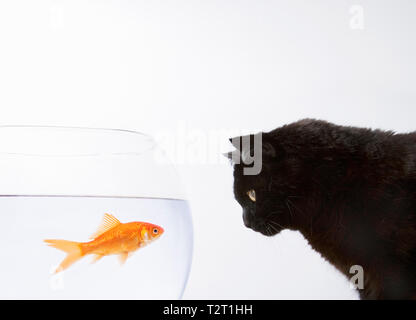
(0, 126, 193, 299)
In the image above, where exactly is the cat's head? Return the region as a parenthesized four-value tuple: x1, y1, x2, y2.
(228, 119, 334, 236)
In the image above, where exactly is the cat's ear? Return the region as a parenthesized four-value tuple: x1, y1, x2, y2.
(229, 137, 240, 149)
(223, 150, 239, 160)
(227, 134, 277, 161)
(229, 135, 254, 151)
(224, 137, 243, 163)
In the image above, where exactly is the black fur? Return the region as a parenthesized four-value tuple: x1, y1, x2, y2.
(230, 119, 416, 299)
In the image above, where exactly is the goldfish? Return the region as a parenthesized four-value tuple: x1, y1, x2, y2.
(44, 213, 164, 273)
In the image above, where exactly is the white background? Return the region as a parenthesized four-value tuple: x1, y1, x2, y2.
(0, 1, 415, 299)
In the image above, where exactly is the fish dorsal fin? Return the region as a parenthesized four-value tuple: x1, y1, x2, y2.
(89, 213, 121, 239)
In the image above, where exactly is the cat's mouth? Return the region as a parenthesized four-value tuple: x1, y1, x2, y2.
(248, 221, 281, 237)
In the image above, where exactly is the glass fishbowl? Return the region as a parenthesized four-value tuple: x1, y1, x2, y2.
(0, 126, 193, 299)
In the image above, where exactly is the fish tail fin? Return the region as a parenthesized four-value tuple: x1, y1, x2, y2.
(44, 239, 84, 273)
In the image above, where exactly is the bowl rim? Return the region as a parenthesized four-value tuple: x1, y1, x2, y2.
(0, 124, 151, 137)
(0, 125, 156, 157)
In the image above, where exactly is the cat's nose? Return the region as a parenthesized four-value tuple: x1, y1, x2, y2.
(243, 212, 251, 228)
(242, 209, 253, 228)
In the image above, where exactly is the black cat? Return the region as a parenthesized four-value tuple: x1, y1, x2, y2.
(228, 119, 416, 299)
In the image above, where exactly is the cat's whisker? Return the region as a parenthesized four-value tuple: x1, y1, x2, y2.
(267, 222, 280, 235)
(285, 199, 294, 221)
(265, 225, 272, 237)
(268, 220, 283, 228)
(287, 198, 305, 217)
(268, 220, 284, 230)
(265, 223, 271, 234)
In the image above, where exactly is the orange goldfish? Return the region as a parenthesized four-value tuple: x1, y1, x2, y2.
(44, 213, 164, 273)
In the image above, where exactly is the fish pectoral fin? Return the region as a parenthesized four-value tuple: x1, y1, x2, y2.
(118, 252, 130, 265)
(91, 254, 104, 264)
(89, 213, 122, 240)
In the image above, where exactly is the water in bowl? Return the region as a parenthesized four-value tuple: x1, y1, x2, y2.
(0, 196, 193, 299)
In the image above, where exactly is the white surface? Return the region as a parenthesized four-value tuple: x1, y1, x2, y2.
(0, 1, 415, 299)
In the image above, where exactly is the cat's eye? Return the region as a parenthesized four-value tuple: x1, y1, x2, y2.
(247, 189, 256, 202)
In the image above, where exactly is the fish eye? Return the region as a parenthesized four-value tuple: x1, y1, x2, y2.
(152, 228, 158, 234)
(247, 189, 256, 202)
